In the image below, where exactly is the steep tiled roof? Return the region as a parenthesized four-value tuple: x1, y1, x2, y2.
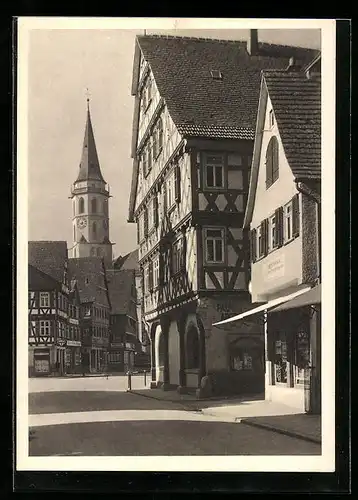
(264, 70, 321, 179)
(68, 257, 109, 306)
(28, 241, 68, 284)
(106, 269, 136, 315)
(113, 249, 139, 271)
(136, 35, 318, 138)
(75, 104, 105, 183)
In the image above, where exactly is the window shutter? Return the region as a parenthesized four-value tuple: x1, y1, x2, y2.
(153, 196, 159, 228)
(275, 207, 284, 247)
(250, 228, 257, 263)
(144, 208, 148, 237)
(272, 137, 279, 181)
(262, 219, 269, 256)
(158, 253, 164, 285)
(163, 183, 167, 214)
(266, 142, 273, 188)
(181, 235, 187, 270)
(175, 165, 181, 202)
(149, 261, 153, 291)
(292, 193, 300, 237)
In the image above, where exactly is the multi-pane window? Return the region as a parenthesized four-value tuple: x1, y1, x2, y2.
(138, 213, 145, 242)
(204, 228, 225, 263)
(143, 265, 150, 294)
(266, 136, 279, 188)
(172, 238, 184, 274)
(166, 171, 176, 209)
(204, 153, 224, 189)
(268, 214, 277, 251)
(40, 292, 50, 307)
(153, 257, 160, 288)
(284, 201, 293, 242)
(40, 320, 51, 336)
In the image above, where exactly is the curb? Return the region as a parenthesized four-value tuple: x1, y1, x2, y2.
(238, 419, 321, 445)
(128, 390, 198, 411)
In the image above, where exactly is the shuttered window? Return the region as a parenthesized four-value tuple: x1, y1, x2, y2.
(266, 136, 279, 188)
(144, 208, 148, 237)
(153, 196, 159, 228)
(292, 193, 300, 237)
(275, 206, 284, 247)
(174, 164, 181, 203)
(250, 228, 257, 263)
(259, 219, 269, 257)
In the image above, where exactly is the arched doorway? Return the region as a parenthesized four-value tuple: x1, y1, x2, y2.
(184, 324, 200, 388)
(154, 326, 165, 384)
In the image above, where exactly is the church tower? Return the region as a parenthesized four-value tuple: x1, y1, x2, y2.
(70, 99, 113, 264)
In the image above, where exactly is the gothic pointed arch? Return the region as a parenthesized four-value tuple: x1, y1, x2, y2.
(79, 197, 85, 214)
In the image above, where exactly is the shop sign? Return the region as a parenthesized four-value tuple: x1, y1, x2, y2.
(264, 254, 285, 281)
(67, 340, 81, 347)
(55, 338, 67, 348)
(111, 342, 124, 348)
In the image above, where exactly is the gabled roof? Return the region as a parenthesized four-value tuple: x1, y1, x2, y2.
(113, 249, 139, 271)
(129, 35, 319, 221)
(106, 269, 136, 315)
(75, 102, 105, 183)
(68, 257, 110, 306)
(28, 263, 60, 290)
(28, 241, 68, 284)
(244, 69, 321, 228)
(134, 35, 318, 140)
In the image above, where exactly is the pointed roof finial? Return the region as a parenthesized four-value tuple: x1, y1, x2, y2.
(85, 87, 90, 109)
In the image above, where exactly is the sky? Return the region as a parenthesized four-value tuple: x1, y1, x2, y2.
(25, 20, 322, 259)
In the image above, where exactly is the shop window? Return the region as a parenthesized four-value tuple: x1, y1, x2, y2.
(294, 330, 310, 385)
(231, 351, 253, 371)
(274, 335, 288, 384)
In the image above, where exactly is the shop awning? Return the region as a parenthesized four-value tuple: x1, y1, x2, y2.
(270, 284, 321, 312)
(212, 286, 312, 326)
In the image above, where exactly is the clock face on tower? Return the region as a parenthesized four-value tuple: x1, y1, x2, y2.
(77, 217, 87, 229)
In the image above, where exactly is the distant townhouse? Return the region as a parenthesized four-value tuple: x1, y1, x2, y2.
(68, 257, 111, 373)
(28, 241, 82, 376)
(106, 268, 141, 372)
(128, 32, 318, 397)
(216, 64, 321, 413)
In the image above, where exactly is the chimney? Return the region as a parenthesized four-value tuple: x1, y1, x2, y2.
(286, 56, 301, 72)
(247, 29, 259, 56)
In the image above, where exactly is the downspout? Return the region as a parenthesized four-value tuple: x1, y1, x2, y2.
(295, 180, 321, 285)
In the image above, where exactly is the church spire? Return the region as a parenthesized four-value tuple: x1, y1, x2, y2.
(75, 98, 105, 183)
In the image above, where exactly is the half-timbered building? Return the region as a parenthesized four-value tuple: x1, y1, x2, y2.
(128, 32, 318, 396)
(68, 257, 111, 373)
(216, 65, 321, 413)
(106, 268, 141, 372)
(28, 241, 82, 376)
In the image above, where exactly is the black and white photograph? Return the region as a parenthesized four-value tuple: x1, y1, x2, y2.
(16, 17, 337, 473)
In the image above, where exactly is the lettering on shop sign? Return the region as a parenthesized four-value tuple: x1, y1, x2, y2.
(264, 254, 285, 281)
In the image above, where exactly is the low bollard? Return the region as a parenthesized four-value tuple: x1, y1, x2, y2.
(127, 371, 132, 391)
(144, 370, 147, 386)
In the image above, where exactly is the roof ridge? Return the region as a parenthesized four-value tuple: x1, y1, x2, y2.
(138, 34, 246, 44)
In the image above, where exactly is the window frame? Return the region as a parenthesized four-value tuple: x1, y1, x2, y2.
(171, 236, 184, 275)
(268, 213, 277, 252)
(203, 227, 226, 265)
(283, 200, 294, 243)
(166, 169, 176, 211)
(203, 153, 225, 190)
(39, 320, 51, 336)
(265, 136, 279, 189)
(39, 292, 50, 308)
(153, 256, 160, 289)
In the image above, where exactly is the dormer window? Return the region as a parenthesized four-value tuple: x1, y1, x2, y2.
(210, 69, 223, 80)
